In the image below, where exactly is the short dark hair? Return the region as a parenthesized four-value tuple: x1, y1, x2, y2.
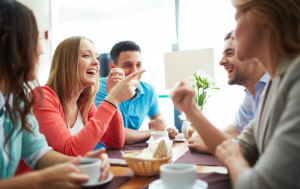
(224, 30, 234, 41)
(110, 41, 141, 65)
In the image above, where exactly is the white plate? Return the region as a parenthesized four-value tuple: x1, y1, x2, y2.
(82, 172, 114, 187)
(149, 179, 208, 189)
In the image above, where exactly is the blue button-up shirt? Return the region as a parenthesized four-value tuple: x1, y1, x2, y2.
(94, 77, 160, 130)
(232, 73, 270, 132)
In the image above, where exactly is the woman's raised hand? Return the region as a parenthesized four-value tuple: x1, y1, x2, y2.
(106, 68, 125, 95)
(105, 70, 145, 106)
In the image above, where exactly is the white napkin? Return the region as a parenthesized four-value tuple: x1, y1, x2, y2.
(136, 136, 173, 159)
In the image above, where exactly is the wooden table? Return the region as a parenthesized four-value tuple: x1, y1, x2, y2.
(109, 137, 228, 189)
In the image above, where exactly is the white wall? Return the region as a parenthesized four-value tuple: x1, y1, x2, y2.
(17, 0, 52, 86)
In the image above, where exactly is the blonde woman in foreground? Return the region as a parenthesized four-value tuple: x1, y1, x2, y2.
(170, 0, 300, 188)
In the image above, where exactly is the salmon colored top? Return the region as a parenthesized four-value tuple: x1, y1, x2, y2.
(15, 86, 124, 175)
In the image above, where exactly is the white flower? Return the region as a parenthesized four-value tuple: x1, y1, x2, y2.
(196, 70, 202, 77)
(188, 76, 196, 86)
(208, 81, 216, 88)
(198, 80, 203, 86)
(207, 77, 214, 84)
(203, 73, 210, 79)
(178, 113, 186, 121)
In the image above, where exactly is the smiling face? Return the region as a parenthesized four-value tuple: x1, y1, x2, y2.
(111, 51, 142, 82)
(78, 39, 99, 89)
(219, 36, 253, 85)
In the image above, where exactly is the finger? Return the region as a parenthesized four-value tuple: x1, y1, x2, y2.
(111, 75, 124, 79)
(167, 127, 171, 132)
(169, 81, 183, 98)
(168, 129, 175, 134)
(188, 139, 196, 144)
(170, 131, 176, 136)
(100, 164, 110, 181)
(171, 87, 191, 104)
(99, 155, 110, 181)
(69, 157, 81, 166)
(69, 172, 90, 183)
(124, 70, 145, 81)
(99, 168, 108, 181)
(188, 143, 197, 149)
(112, 79, 123, 82)
(100, 153, 109, 170)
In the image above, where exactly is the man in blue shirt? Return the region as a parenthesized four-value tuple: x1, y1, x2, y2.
(95, 41, 178, 144)
(188, 31, 270, 152)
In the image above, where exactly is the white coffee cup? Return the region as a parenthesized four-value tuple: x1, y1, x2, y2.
(151, 131, 168, 141)
(182, 121, 190, 138)
(78, 158, 101, 186)
(160, 163, 197, 189)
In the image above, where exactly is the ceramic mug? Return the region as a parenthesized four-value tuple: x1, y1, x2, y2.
(160, 163, 197, 189)
(151, 131, 168, 140)
(182, 121, 190, 138)
(78, 158, 101, 186)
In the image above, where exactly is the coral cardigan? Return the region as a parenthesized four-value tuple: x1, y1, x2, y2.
(15, 86, 124, 175)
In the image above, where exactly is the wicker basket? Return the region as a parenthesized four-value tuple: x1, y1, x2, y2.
(122, 150, 173, 176)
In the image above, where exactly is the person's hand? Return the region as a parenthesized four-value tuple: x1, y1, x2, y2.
(105, 70, 145, 106)
(169, 80, 196, 113)
(106, 68, 125, 95)
(149, 116, 167, 132)
(191, 131, 200, 139)
(167, 127, 178, 139)
(37, 157, 89, 189)
(84, 148, 110, 181)
(188, 137, 210, 153)
(215, 139, 248, 167)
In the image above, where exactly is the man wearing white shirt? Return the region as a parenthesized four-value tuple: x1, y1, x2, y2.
(188, 31, 270, 153)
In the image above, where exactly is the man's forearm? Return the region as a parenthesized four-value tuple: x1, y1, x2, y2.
(185, 104, 231, 155)
(36, 150, 73, 170)
(124, 128, 152, 144)
(222, 124, 241, 139)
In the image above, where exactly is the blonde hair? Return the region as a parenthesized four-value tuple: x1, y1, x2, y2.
(46, 36, 99, 124)
(232, 0, 300, 73)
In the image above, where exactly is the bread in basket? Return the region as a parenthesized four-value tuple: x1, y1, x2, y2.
(122, 150, 173, 176)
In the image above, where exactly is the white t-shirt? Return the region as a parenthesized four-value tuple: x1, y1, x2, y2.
(67, 111, 84, 136)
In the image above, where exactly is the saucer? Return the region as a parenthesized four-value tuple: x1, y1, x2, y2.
(149, 179, 208, 189)
(82, 172, 114, 187)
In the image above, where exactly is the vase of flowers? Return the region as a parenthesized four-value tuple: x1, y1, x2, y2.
(188, 70, 220, 111)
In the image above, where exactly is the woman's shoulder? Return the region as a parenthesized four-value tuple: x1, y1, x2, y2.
(31, 86, 61, 109)
(282, 56, 300, 83)
(32, 86, 58, 99)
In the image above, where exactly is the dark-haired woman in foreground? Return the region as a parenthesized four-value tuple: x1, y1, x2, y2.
(0, 0, 109, 188)
(171, 0, 300, 188)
